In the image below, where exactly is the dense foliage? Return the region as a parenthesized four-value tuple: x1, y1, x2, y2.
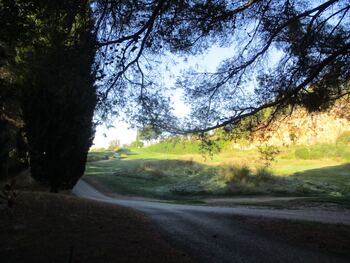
(0, 0, 32, 178)
(22, 2, 96, 191)
(1, 1, 96, 191)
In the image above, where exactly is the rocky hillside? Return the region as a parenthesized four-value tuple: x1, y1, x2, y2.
(251, 100, 350, 146)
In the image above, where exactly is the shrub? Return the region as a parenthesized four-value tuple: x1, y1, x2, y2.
(336, 131, 350, 145)
(258, 145, 280, 167)
(130, 140, 144, 148)
(234, 166, 252, 183)
(220, 165, 236, 182)
(221, 165, 253, 184)
(108, 139, 121, 151)
(115, 148, 133, 155)
(255, 167, 273, 182)
(87, 152, 111, 162)
(295, 147, 310, 159)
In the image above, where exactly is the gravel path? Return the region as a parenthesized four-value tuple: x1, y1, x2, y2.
(73, 180, 350, 263)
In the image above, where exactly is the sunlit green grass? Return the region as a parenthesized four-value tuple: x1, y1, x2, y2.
(86, 142, 350, 199)
(271, 159, 342, 176)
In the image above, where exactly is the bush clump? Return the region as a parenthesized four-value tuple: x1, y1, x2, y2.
(336, 131, 350, 145)
(295, 147, 310, 159)
(224, 165, 275, 186)
(87, 152, 112, 162)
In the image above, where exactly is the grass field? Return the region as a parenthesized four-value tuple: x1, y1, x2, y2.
(86, 141, 350, 201)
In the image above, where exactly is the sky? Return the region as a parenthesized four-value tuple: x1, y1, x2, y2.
(91, 45, 236, 149)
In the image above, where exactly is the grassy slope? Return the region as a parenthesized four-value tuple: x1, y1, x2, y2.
(86, 143, 350, 200)
(0, 191, 192, 263)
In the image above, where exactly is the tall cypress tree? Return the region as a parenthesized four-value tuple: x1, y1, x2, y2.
(19, 1, 96, 191)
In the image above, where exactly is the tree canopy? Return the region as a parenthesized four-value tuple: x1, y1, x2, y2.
(93, 0, 350, 134)
(138, 125, 162, 141)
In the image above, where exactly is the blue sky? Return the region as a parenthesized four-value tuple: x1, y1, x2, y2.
(91, 45, 236, 148)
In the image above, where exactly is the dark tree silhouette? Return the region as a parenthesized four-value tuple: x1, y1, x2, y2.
(94, 0, 350, 133)
(0, 0, 32, 178)
(1, 1, 96, 191)
(20, 2, 96, 192)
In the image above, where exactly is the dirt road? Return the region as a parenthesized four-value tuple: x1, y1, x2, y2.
(73, 180, 349, 262)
